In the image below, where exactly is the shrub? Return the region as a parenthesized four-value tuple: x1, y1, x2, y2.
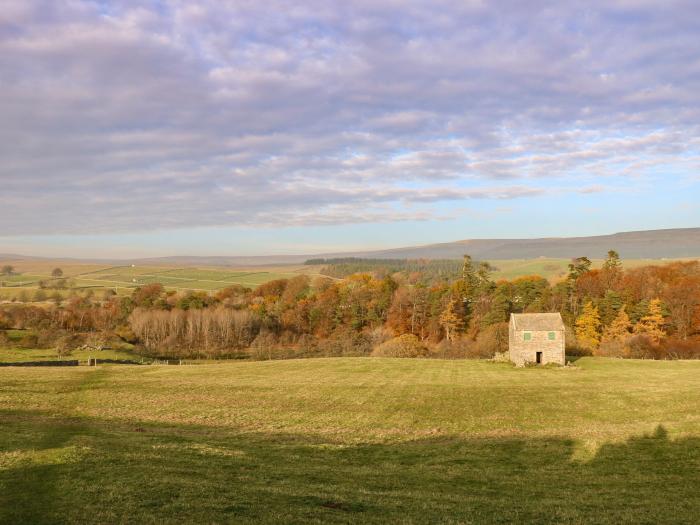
(432, 337, 474, 359)
(659, 337, 700, 359)
(597, 339, 627, 358)
(316, 329, 372, 357)
(625, 335, 658, 359)
(114, 324, 137, 344)
(18, 333, 39, 348)
(55, 336, 73, 357)
(473, 322, 509, 358)
(372, 334, 430, 358)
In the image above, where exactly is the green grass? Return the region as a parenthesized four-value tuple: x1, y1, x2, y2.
(0, 345, 141, 363)
(1, 357, 699, 523)
(488, 257, 700, 281)
(0, 263, 320, 300)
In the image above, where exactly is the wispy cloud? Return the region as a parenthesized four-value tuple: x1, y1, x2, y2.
(1, 0, 699, 235)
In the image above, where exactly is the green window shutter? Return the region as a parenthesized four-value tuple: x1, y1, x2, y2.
(548, 332, 556, 340)
(523, 332, 531, 341)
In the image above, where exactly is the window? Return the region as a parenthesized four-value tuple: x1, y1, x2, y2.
(523, 332, 532, 341)
(548, 332, 556, 340)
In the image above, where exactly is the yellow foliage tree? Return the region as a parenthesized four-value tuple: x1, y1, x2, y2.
(601, 305, 632, 344)
(575, 301, 602, 351)
(440, 299, 464, 342)
(633, 298, 666, 343)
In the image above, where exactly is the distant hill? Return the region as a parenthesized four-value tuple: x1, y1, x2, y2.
(2, 228, 699, 265)
(345, 228, 700, 260)
(125, 228, 700, 265)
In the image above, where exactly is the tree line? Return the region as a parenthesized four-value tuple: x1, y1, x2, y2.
(1, 252, 699, 360)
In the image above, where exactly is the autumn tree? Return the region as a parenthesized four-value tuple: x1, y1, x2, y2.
(602, 305, 632, 343)
(662, 274, 700, 339)
(1, 265, 14, 276)
(51, 267, 64, 278)
(633, 298, 666, 343)
(575, 301, 601, 351)
(440, 298, 465, 342)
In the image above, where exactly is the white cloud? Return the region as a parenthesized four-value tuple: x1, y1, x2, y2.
(0, 0, 699, 235)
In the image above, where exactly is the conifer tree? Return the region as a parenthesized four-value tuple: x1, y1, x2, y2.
(481, 290, 510, 327)
(633, 298, 666, 343)
(567, 256, 592, 317)
(575, 301, 602, 351)
(440, 298, 465, 342)
(601, 305, 632, 344)
(599, 290, 624, 325)
(461, 255, 478, 302)
(601, 249, 623, 290)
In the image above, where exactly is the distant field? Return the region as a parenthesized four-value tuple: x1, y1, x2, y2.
(1, 257, 697, 300)
(489, 257, 699, 281)
(0, 260, 324, 299)
(0, 357, 698, 523)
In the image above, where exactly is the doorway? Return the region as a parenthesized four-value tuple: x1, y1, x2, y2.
(536, 352, 542, 364)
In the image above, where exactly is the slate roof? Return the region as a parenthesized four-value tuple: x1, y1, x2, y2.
(510, 312, 564, 331)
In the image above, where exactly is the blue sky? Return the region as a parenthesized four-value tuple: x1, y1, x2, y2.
(1, 1, 699, 257)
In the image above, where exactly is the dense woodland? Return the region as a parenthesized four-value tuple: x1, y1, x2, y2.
(306, 258, 464, 280)
(1, 251, 699, 360)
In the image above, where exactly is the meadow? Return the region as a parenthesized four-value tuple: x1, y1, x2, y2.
(0, 260, 323, 300)
(1, 357, 698, 523)
(486, 257, 696, 281)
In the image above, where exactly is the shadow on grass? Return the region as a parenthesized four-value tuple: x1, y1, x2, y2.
(0, 410, 698, 524)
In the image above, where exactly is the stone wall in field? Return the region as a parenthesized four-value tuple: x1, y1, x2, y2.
(0, 360, 79, 367)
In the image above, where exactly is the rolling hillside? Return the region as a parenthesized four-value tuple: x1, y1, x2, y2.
(2, 228, 699, 266)
(134, 227, 700, 264)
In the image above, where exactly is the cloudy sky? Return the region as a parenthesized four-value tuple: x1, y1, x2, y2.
(1, 0, 699, 257)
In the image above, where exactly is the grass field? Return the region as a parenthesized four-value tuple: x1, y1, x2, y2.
(488, 257, 699, 281)
(0, 260, 324, 300)
(1, 357, 698, 523)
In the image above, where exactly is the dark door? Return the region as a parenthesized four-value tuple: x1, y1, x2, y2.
(536, 352, 542, 364)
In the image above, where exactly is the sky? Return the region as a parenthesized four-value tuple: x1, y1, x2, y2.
(1, 0, 699, 258)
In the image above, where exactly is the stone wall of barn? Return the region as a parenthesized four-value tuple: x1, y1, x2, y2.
(508, 325, 565, 366)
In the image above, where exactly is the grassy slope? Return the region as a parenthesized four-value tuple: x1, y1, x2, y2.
(488, 257, 699, 282)
(0, 346, 141, 363)
(1, 357, 699, 524)
(0, 260, 324, 299)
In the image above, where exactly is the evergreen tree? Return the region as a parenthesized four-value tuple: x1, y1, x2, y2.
(476, 262, 495, 296)
(599, 290, 624, 325)
(633, 298, 666, 343)
(601, 249, 622, 289)
(461, 255, 478, 302)
(575, 301, 602, 351)
(602, 250, 622, 271)
(567, 256, 592, 317)
(568, 256, 592, 280)
(481, 288, 510, 327)
(630, 299, 649, 324)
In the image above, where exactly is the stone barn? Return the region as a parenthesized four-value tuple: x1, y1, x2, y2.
(508, 313, 565, 366)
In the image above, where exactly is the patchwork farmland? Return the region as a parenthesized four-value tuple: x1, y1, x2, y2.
(0, 260, 324, 299)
